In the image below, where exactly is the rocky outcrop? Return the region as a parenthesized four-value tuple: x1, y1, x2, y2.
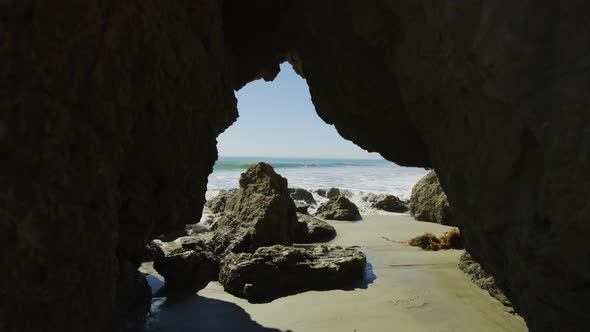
(205, 189, 238, 214)
(141, 240, 165, 263)
(212, 163, 297, 256)
(5, 1, 590, 331)
(294, 213, 336, 243)
(362, 193, 409, 213)
(219, 245, 366, 302)
(409, 171, 451, 225)
(289, 188, 316, 205)
(316, 196, 361, 221)
(315, 187, 352, 199)
(295, 202, 310, 214)
(153, 244, 220, 297)
(459, 252, 512, 309)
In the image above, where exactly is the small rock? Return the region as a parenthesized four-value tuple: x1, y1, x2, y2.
(219, 245, 366, 302)
(153, 246, 220, 296)
(295, 201, 310, 214)
(316, 196, 361, 221)
(362, 193, 409, 213)
(289, 188, 317, 205)
(315, 187, 352, 199)
(295, 213, 336, 243)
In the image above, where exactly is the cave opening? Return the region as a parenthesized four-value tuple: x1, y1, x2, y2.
(207, 62, 428, 203)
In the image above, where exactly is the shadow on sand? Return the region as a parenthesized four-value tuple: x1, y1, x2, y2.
(145, 296, 289, 332)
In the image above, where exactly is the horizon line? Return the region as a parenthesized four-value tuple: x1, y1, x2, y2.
(217, 154, 385, 161)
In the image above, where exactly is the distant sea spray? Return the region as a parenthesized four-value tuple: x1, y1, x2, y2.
(207, 156, 427, 201)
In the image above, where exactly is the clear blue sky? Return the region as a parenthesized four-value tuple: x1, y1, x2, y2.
(217, 63, 383, 159)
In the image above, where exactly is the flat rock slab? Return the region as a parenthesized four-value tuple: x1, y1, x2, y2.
(219, 244, 366, 303)
(295, 213, 336, 243)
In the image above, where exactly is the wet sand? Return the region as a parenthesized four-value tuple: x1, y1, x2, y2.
(143, 215, 528, 332)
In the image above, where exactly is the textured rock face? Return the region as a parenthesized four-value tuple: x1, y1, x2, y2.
(1, 1, 235, 331)
(316, 196, 361, 221)
(153, 245, 220, 297)
(294, 213, 336, 243)
(289, 188, 317, 205)
(4, 1, 590, 331)
(409, 171, 451, 224)
(363, 193, 409, 213)
(459, 252, 512, 309)
(205, 189, 238, 214)
(219, 245, 366, 302)
(212, 163, 297, 256)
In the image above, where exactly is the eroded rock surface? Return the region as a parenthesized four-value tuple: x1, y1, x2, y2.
(153, 244, 220, 297)
(212, 163, 297, 256)
(362, 193, 409, 213)
(219, 245, 366, 302)
(205, 189, 238, 215)
(410, 171, 452, 225)
(316, 196, 361, 221)
(295, 213, 336, 243)
(289, 188, 316, 205)
(459, 252, 512, 309)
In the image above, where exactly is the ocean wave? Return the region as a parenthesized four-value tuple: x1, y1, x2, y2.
(213, 159, 377, 171)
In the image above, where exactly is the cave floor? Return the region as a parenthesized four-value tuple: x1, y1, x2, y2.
(142, 215, 528, 332)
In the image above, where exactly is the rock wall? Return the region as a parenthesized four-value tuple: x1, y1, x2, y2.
(2, 1, 590, 331)
(1, 1, 236, 331)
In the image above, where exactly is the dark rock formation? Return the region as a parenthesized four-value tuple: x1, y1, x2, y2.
(212, 163, 297, 256)
(114, 261, 152, 331)
(295, 202, 310, 214)
(152, 245, 220, 297)
(141, 240, 165, 263)
(362, 193, 409, 213)
(295, 213, 336, 243)
(409, 171, 452, 224)
(4, 1, 590, 330)
(205, 189, 238, 214)
(316, 196, 361, 221)
(219, 245, 366, 302)
(459, 252, 512, 310)
(289, 187, 317, 205)
(315, 187, 352, 199)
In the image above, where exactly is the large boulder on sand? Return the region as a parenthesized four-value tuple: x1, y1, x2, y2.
(315, 187, 352, 199)
(316, 196, 361, 221)
(410, 171, 452, 224)
(212, 163, 297, 256)
(362, 193, 409, 213)
(153, 240, 220, 296)
(295, 213, 336, 243)
(205, 189, 237, 214)
(219, 245, 366, 302)
(289, 188, 316, 205)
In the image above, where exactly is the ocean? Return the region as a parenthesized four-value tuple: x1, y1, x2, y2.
(207, 156, 428, 200)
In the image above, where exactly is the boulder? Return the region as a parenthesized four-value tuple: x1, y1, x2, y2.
(212, 163, 297, 256)
(315, 187, 352, 199)
(362, 193, 409, 213)
(410, 171, 452, 225)
(316, 196, 361, 221)
(219, 245, 366, 302)
(295, 202, 310, 214)
(459, 252, 513, 309)
(294, 213, 336, 243)
(205, 189, 238, 214)
(289, 188, 317, 205)
(152, 243, 220, 297)
(141, 240, 165, 262)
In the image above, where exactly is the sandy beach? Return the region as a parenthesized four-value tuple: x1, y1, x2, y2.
(142, 214, 527, 332)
